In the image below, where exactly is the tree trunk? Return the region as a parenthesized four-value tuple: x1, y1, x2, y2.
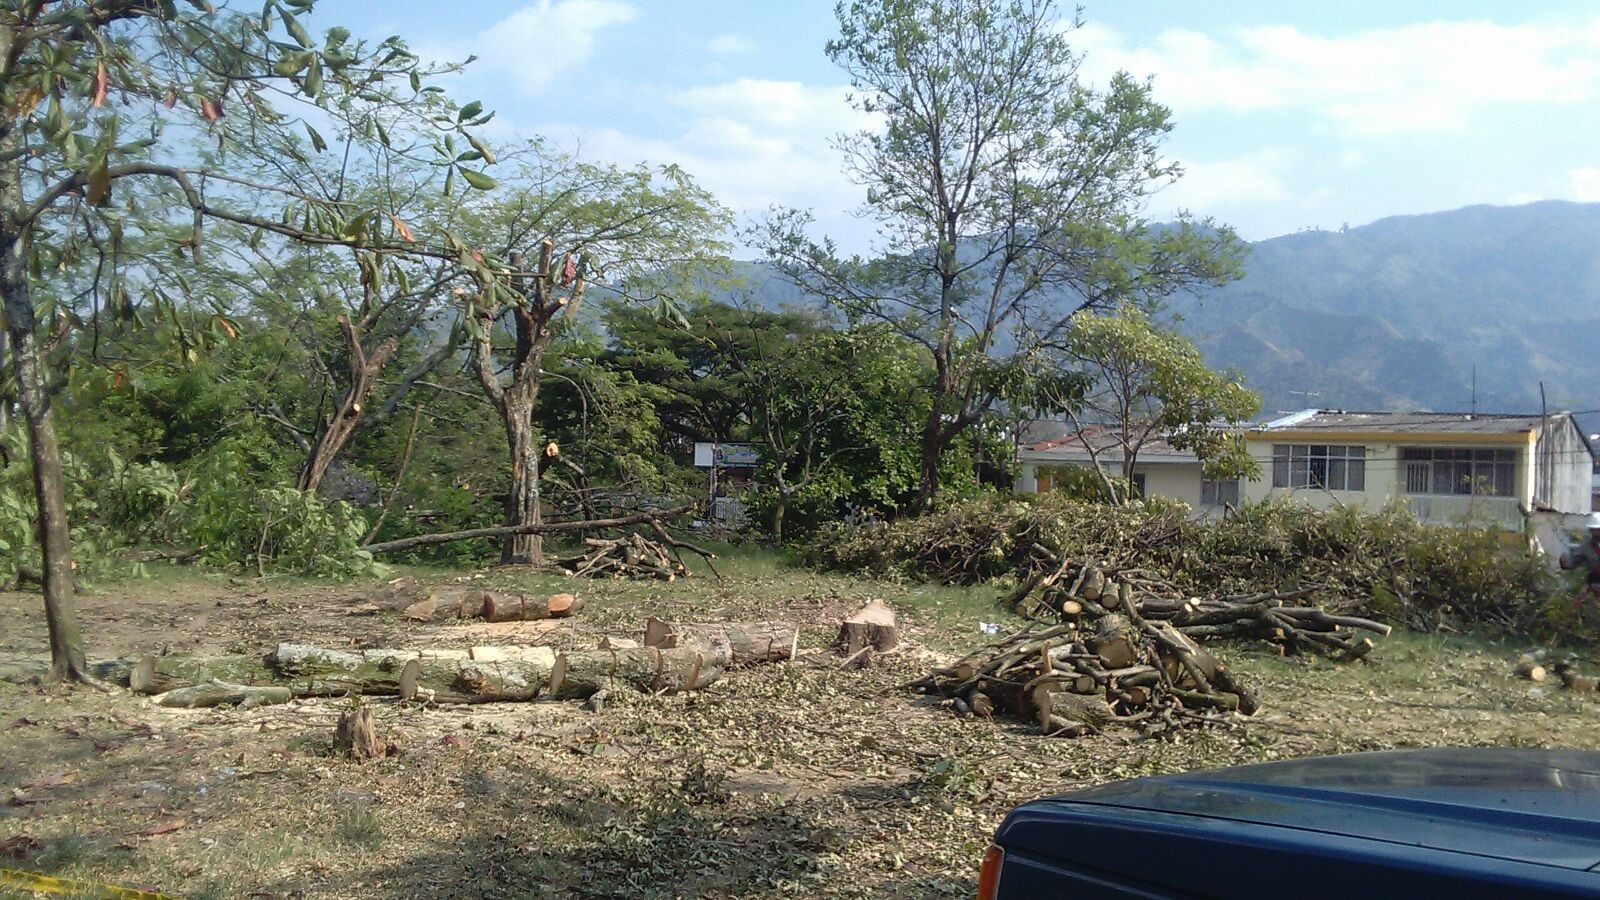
(771, 493, 786, 544)
(914, 405, 945, 512)
(499, 389, 543, 566)
(0, 328, 9, 430)
(0, 138, 86, 681)
(297, 316, 398, 493)
(643, 618, 799, 664)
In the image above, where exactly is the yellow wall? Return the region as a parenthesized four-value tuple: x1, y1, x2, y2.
(1239, 434, 1533, 530)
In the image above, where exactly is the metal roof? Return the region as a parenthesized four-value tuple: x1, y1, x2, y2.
(1253, 409, 1559, 435)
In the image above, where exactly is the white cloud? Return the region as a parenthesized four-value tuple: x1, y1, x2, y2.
(1075, 18, 1600, 137)
(427, 1, 638, 94)
(1161, 150, 1291, 213)
(1571, 167, 1600, 201)
(709, 33, 755, 55)
(544, 78, 877, 250)
(1506, 192, 1544, 205)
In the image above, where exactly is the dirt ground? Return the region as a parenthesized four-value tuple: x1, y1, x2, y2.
(2, 549, 1598, 898)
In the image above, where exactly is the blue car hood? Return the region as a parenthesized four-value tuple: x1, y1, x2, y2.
(1002, 748, 1600, 871)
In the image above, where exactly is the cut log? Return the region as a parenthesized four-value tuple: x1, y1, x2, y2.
(333, 707, 389, 760)
(1080, 568, 1106, 601)
(599, 636, 640, 650)
(129, 654, 271, 694)
(1513, 661, 1548, 682)
(547, 643, 728, 700)
(481, 592, 584, 623)
(643, 618, 799, 664)
(1033, 686, 1116, 734)
(151, 680, 293, 709)
(839, 599, 898, 654)
(1088, 614, 1139, 669)
(398, 654, 554, 704)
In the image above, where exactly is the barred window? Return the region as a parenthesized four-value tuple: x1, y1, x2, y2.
(1271, 445, 1366, 491)
(1201, 478, 1240, 506)
(1401, 447, 1515, 497)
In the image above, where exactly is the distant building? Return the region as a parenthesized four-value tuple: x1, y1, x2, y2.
(693, 442, 759, 529)
(1016, 410, 1597, 534)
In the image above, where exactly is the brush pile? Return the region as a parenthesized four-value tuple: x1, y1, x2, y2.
(554, 533, 690, 581)
(1003, 553, 1391, 660)
(811, 494, 1564, 639)
(913, 612, 1257, 737)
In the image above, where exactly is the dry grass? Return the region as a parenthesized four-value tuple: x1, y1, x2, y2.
(1, 547, 1596, 898)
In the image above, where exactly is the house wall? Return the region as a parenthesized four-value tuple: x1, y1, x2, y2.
(1240, 432, 1535, 531)
(1020, 458, 1230, 514)
(1534, 418, 1594, 514)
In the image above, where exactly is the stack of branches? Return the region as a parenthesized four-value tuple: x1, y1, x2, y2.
(1003, 551, 1392, 660)
(553, 527, 718, 581)
(806, 497, 1187, 585)
(813, 494, 1561, 640)
(911, 609, 1258, 737)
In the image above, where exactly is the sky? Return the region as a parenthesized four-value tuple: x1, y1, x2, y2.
(322, 0, 1600, 254)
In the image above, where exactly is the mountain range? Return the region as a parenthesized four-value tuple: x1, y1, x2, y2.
(1171, 200, 1600, 424)
(724, 200, 1600, 430)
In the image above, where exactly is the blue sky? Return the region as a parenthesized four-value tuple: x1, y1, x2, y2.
(324, 0, 1600, 253)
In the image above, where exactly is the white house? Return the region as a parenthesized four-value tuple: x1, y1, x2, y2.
(1016, 410, 1597, 534)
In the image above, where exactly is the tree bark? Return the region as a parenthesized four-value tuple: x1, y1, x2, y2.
(0, 120, 86, 681)
(548, 643, 729, 700)
(297, 315, 398, 493)
(499, 385, 544, 565)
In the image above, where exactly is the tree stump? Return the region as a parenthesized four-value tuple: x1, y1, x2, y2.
(333, 707, 389, 761)
(839, 599, 898, 654)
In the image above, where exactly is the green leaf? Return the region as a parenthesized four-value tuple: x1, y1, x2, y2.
(303, 59, 323, 97)
(304, 122, 326, 152)
(374, 118, 390, 147)
(457, 100, 483, 122)
(467, 134, 497, 166)
(459, 168, 496, 191)
(273, 53, 306, 77)
(409, 70, 422, 93)
(278, 6, 313, 47)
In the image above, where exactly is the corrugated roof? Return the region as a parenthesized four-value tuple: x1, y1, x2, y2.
(1253, 410, 1555, 435)
(1024, 425, 1197, 460)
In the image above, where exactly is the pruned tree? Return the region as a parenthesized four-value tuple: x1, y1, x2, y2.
(758, 0, 1244, 510)
(453, 146, 729, 565)
(1050, 305, 1261, 504)
(0, 0, 491, 679)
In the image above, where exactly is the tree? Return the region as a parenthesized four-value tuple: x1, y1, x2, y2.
(0, 0, 489, 679)
(759, 0, 1243, 510)
(740, 324, 932, 540)
(454, 145, 728, 565)
(1050, 305, 1260, 503)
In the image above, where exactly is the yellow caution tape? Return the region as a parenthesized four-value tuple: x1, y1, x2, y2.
(0, 867, 177, 899)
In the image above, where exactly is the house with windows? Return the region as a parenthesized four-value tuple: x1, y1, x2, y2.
(1014, 425, 1242, 518)
(1015, 410, 1596, 533)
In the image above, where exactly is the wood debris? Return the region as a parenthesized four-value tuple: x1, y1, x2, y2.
(912, 608, 1258, 737)
(553, 533, 690, 581)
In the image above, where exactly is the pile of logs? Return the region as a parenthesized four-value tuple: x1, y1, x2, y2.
(554, 533, 690, 581)
(911, 612, 1259, 737)
(1004, 554, 1390, 660)
(46, 613, 805, 710)
(358, 580, 586, 624)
